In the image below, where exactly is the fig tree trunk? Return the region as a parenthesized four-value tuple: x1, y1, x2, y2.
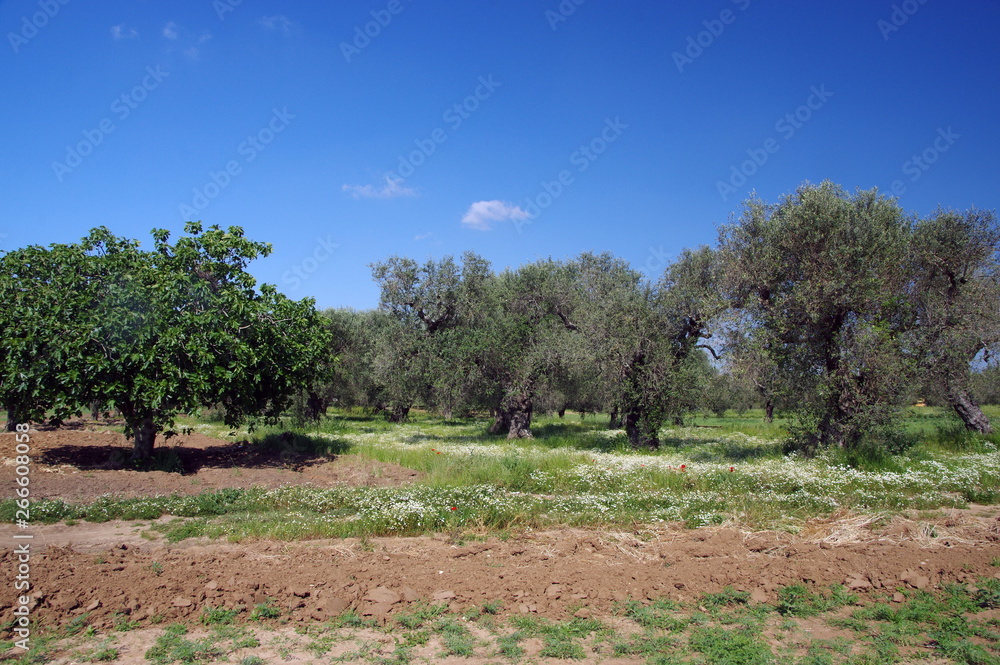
(130, 416, 157, 461)
(948, 387, 992, 434)
(5, 407, 16, 432)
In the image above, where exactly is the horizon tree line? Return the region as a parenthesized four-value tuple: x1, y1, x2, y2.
(1, 181, 997, 457)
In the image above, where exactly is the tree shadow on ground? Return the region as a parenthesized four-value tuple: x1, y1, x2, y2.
(666, 438, 783, 463)
(400, 432, 494, 445)
(397, 421, 623, 453)
(38, 432, 353, 474)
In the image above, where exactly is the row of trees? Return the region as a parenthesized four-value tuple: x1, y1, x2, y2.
(320, 247, 721, 448)
(1, 182, 996, 457)
(324, 182, 999, 450)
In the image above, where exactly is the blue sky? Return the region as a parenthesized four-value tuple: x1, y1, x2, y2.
(3, 0, 998, 309)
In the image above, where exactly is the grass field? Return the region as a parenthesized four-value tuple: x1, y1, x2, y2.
(7, 406, 999, 542)
(4, 407, 1000, 664)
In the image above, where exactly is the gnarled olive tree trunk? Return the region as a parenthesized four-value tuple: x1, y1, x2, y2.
(623, 406, 659, 450)
(489, 388, 534, 438)
(387, 404, 411, 423)
(948, 387, 992, 434)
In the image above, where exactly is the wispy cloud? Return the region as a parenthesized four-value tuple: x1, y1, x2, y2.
(460, 200, 530, 230)
(160, 24, 209, 61)
(259, 15, 297, 37)
(342, 176, 417, 200)
(110, 24, 138, 40)
(414, 231, 435, 241)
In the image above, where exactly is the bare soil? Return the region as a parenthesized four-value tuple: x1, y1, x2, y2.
(2, 425, 1000, 663)
(2, 511, 999, 630)
(0, 423, 419, 502)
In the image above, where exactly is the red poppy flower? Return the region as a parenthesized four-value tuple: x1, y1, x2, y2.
(450, 506, 457, 511)
(680, 464, 686, 471)
(729, 466, 734, 472)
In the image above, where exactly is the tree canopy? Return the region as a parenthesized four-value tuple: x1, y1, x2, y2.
(3, 181, 997, 458)
(0, 223, 332, 459)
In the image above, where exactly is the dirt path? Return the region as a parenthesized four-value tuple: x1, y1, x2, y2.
(3, 507, 1000, 632)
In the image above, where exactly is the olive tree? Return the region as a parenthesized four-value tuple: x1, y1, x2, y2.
(909, 208, 1000, 433)
(370, 252, 492, 421)
(719, 182, 914, 451)
(574, 249, 719, 449)
(470, 258, 581, 438)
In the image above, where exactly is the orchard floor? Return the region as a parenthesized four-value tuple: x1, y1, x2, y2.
(0, 423, 420, 503)
(1, 426, 1000, 663)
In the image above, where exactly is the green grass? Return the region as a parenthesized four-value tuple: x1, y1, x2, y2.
(689, 625, 775, 664)
(3, 407, 999, 542)
(248, 600, 281, 621)
(394, 602, 448, 629)
(143, 624, 222, 665)
(78, 639, 120, 662)
(142, 623, 263, 665)
(434, 617, 476, 657)
(775, 584, 857, 618)
(8, 580, 1000, 664)
(199, 606, 243, 626)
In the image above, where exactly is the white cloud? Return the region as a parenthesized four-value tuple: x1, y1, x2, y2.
(110, 24, 138, 40)
(460, 200, 530, 231)
(259, 15, 296, 36)
(414, 232, 434, 241)
(183, 47, 200, 60)
(342, 176, 417, 200)
(162, 21, 179, 39)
